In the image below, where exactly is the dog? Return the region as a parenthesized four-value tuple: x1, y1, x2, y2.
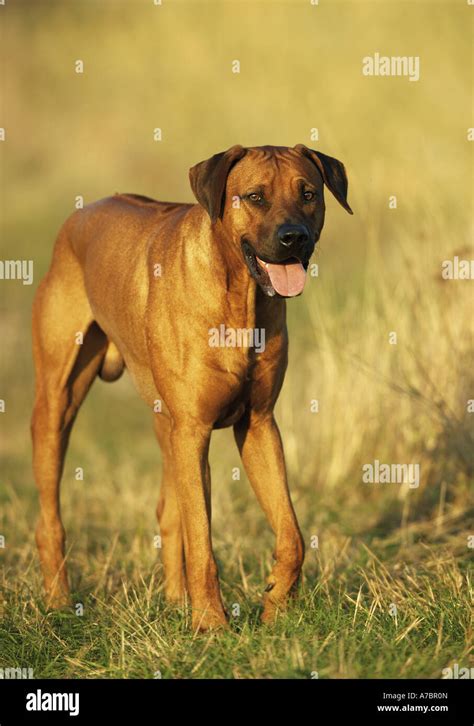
(31, 144, 352, 631)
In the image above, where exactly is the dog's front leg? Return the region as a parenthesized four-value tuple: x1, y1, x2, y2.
(234, 413, 305, 623)
(170, 423, 227, 632)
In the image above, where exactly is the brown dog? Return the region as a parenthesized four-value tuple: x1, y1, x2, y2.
(32, 144, 352, 631)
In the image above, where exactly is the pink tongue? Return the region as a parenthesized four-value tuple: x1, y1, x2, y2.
(260, 259, 307, 297)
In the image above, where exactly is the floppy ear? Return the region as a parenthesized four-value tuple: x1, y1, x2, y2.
(294, 144, 353, 214)
(189, 145, 247, 223)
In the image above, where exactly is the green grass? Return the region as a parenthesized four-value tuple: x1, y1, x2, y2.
(1, 524, 471, 679)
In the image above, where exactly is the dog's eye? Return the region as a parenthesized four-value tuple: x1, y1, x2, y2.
(303, 190, 316, 202)
(247, 193, 263, 204)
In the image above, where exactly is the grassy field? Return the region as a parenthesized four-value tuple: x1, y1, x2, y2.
(0, 0, 472, 678)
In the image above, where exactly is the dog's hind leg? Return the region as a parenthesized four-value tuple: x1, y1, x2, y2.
(31, 233, 107, 608)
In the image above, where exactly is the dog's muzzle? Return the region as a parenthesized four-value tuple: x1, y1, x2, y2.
(241, 240, 309, 298)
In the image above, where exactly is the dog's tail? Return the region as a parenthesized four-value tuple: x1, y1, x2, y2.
(99, 340, 125, 382)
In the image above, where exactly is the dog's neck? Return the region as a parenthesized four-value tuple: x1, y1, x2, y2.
(211, 218, 286, 335)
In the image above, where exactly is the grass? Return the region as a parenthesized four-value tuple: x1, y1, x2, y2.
(1, 519, 471, 679)
(0, 0, 473, 679)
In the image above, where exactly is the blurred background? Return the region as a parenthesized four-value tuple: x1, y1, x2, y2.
(0, 0, 472, 678)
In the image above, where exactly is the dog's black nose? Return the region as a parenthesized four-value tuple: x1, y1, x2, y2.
(277, 224, 309, 248)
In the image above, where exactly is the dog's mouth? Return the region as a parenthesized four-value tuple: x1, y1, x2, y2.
(241, 241, 308, 298)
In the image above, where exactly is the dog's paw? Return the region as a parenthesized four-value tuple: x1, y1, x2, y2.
(192, 607, 228, 633)
(45, 590, 72, 610)
(164, 585, 187, 606)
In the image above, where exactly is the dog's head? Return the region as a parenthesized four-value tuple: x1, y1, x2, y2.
(189, 144, 352, 298)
